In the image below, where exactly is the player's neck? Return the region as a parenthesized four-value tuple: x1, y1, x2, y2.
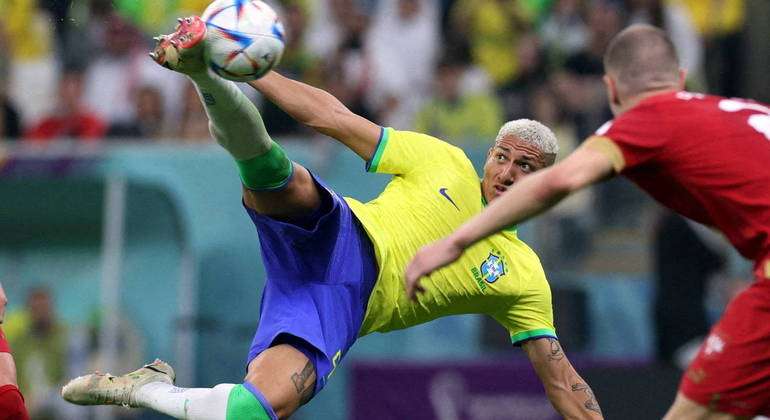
(618, 87, 679, 115)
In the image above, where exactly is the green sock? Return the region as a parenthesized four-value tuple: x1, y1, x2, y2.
(225, 384, 274, 420)
(190, 71, 271, 160)
(235, 141, 294, 190)
(189, 72, 293, 190)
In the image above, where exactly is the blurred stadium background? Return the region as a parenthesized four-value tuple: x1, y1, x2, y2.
(1, 0, 769, 419)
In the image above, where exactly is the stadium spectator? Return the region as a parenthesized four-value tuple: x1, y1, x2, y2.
(113, 0, 209, 35)
(7, 288, 68, 420)
(0, 25, 21, 141)
(0, 0, 58, 126)
(107, 85, 167, 140)
(557, 1, 622, 139)
(24, 70, 107, 141)
(681, 0, 745, 97)
(365, 0, 439, 129)
(305, 0, 365, 61)
(0, 95, 20, 141)
(414, 53, 503, 144)
(0, 283, 30, 420)
(625, 0, 703, 87)
(497, 32, 548, 121)
(448, 0, 532, 88)
(320, 3, 374, 122)
(82, 14, 146, 126)
(83, 12, 187, 131)
(260, 0, 322, 136)
(539, 0, 589, 65)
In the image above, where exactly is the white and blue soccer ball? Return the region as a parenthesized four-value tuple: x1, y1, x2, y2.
(202, 0, 285, 82)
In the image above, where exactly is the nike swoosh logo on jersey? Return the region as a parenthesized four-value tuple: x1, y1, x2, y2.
(439, 187, 460, 211)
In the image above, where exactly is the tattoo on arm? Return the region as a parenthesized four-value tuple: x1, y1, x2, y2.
(547, 338, 565, 362)
(291, 361, 316, 405)
(571, 383, 602, 415)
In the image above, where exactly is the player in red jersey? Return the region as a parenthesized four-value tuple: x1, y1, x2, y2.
(406, 23, 770, 419)
(0, 284, 30, 420)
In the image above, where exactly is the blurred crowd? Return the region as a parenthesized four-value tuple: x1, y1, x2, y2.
(0, 0, 752, 147)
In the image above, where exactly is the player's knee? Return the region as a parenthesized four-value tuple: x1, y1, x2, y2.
(225, 383, 280, 420)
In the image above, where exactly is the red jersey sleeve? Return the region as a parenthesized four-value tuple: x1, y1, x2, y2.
(596, 103, 671, 171)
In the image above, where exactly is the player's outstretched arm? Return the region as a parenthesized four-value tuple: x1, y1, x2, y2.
(404, 143, 616, 299)
(249, 72, 381, 161)
(523, 338, 603, 419)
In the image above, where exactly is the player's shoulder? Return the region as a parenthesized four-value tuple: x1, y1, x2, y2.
(391, 128, 477, 172)
(391, 129, 466, 154)
(594, 91, 691, 137)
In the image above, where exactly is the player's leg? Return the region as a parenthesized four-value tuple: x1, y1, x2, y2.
(151, 17, 320, 219)
(522, 338, 603, 418)
(0, 327, 30, 420)
(61, 348, 312, 420)
(663, 393, 748, 420)
(134, 343, 313, 419)
(670, 279, 770, 419)
(244, 343, 316, 418)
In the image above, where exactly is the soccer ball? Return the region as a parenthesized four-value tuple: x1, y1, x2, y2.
(201, 0, 285, 82)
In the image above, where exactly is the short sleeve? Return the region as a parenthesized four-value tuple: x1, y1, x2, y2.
(493, 303, 557, 346)
(492, 269, 557, 346)
(596, 104, 671, 171)
(366, 127, 468, 175)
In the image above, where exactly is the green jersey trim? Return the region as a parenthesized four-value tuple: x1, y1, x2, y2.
(366, 127, 391, 173)
(510, 328, 557, 345)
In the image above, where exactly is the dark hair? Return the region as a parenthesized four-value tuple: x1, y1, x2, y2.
(603, 24, 680, 96)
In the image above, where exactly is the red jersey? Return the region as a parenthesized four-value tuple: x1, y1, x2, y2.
(592, 91, 770, 265)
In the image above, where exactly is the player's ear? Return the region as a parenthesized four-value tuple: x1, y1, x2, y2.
(603, 74, 620, 106)
(678, 68, 687, 89)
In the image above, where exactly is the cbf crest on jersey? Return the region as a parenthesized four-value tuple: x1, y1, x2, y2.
(470, 251, 507, 292)
(480, 252, 506, 283)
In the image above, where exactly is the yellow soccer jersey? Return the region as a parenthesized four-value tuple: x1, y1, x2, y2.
(345, 128, 557, 345)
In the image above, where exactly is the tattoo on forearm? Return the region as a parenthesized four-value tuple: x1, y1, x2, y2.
(291, 361, 315, 405)
(571, 383, 602, 415)
(547, 338, 565, 362)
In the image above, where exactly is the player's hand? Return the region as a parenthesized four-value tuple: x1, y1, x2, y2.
(404, 237, 465, 301)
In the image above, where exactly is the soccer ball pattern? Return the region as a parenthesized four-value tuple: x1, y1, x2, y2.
(202, 0, 285, 82)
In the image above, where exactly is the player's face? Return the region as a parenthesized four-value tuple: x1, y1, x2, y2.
(481, 135, 553, 202)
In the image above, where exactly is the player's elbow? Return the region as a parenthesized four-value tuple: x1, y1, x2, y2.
(304, 92, 352, 136)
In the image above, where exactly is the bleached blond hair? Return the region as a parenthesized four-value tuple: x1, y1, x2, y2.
(494, 119, 559, 156)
